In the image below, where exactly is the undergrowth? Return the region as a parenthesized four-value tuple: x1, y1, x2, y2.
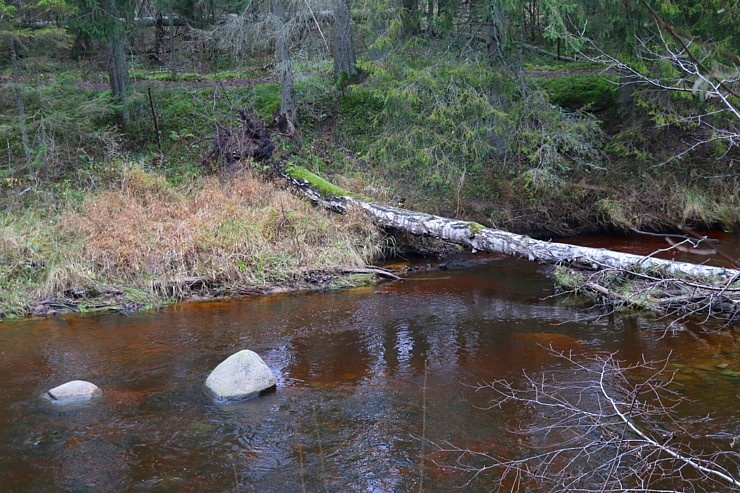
(0, 164, 383, 319)
(1, 43, 737, 320)
(332, 40, 609, 223)
(532, 73, 618, 112)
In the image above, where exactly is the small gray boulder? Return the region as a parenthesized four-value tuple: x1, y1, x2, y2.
(205, 350, 277, 402)
(46, 380, 103, 404)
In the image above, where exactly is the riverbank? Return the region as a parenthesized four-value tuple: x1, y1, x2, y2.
(4, 160, 737, 322)
(2, 52, 738, 320)
(0, 164, 388, 319)
(2, 151, 738, 320)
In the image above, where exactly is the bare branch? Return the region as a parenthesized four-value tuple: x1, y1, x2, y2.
(433, 350, 740, 491)
(566, 15, 740, 163)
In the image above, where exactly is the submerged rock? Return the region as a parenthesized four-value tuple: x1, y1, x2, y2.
(205, 350, 277, 402)
(45, 380, 102, 404)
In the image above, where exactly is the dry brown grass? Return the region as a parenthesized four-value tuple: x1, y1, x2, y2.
(62, 165, 383, 291)
(0, 163, 385, 317)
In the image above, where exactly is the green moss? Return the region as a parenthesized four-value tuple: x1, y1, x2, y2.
(616, 286, 654, 309)
(338, 86, 386, 147)
(467, 222, 486, 234)
(552, 265, 586, 292)
(251, 83, 281, 121)
(133, 70, 264, 83)
(720, 369, 740, 380)
(328, 273, 374, 289)
(285, 165, 352, 198)
(533, 74, 618, 112)
(597, 199, 633, 230)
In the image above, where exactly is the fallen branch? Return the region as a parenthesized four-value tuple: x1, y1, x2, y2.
(348, 200, 738, 282)
(433, 349, 740, 491)
(339, 266, 402, 280)
(523, 42, 579, 62)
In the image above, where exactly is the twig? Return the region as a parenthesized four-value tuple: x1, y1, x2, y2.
(298, 445, 307, 493)
(339, 266, 402, 280)
(434, 350, 739, 491)
(302, 0, 329, 53)
(598, 357, 739, 487)
(312, 406, 330, 493)
(147, 87, 162, 153)
(418, 359, 428, 493)
(635, 0, 740, 100)
(628, 227, 719, 243)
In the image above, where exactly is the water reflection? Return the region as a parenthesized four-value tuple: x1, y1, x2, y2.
(0, 254, 737, 492)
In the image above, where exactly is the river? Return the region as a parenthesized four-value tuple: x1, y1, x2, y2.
(0, 242, 738, 491)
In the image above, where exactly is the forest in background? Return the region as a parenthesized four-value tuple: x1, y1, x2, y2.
(0, 0, 738, 317)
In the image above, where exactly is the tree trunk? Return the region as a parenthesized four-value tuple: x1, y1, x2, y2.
(426, 0, 433, 34)
(401, 0, 420, 36)
(154, 14, 164, 57)
(168, 0, 177, 77)
(101, 0, 130, 125)
(484, 2, 505, 65)
(349, 201, 738, 281)
(276, 163, 739, 319)
(266, 122, 738, 318)
(278, 167, 739, 283)
(10, 39, 31, 161)
(108, 34, 130, 124)
(273, 0, 297, 125)
(332, 0, 357, 80)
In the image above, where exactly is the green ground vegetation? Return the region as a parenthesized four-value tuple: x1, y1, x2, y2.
(0, 1, 737, 318)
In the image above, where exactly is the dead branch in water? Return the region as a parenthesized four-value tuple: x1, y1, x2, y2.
(554, 265, 740, 326)
(339, 266, 402, 280)
(663, 237, 717, 256)
(432, 349, 740, 492)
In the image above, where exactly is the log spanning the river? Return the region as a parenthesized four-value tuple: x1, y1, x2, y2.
(209, 112, 737, 289)
(350, 200, 739, 281)
(276, 163, 739, 319)
(275, 164, 738, 283)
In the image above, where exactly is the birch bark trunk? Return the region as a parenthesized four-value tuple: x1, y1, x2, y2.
(350, 199, 738, 281)
(272, 0, 296, 125)
(276, 162, 737, 282)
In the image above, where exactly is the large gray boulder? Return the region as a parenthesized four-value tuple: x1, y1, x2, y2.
(205, 350, 277, 402)
(45, 380, 102, 405)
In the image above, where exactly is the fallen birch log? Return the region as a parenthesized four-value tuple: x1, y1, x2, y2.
(275, 161, 738, 282)
(214, 108, 739, 319)
(349, 200, 739, 282)
(347, 200, 739, 320)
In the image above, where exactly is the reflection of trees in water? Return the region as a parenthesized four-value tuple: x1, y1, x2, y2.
(7, 257, 733, 492)
(286, 330, 372, 385)
(280, 284, 594, 390)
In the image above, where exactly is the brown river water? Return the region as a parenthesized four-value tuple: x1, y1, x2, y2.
(0, 235, 738, 492)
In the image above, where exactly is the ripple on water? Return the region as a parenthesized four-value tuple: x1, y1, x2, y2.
(1, 250, 738, 492)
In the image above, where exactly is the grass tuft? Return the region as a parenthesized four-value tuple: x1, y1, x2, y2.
(0, 163, 383, 318)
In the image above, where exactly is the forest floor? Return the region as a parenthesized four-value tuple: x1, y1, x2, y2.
(1, 54, 738, 320)
(77, 76, 275, 91)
